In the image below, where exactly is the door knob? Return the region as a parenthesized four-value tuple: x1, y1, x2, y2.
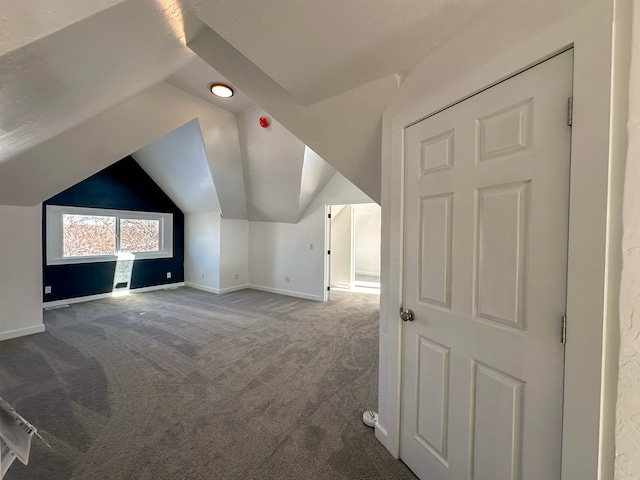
(400, 307, 415, 322)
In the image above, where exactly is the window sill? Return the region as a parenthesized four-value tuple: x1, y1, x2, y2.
(46, 252, 173, 266)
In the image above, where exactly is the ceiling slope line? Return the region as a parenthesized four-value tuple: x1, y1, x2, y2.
(187, 20, 398, 204)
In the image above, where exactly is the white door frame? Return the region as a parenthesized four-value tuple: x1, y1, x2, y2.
(377, 4, 619, 479)
(324, 204, 331, 301)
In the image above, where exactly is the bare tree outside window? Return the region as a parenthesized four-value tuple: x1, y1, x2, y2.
(63, 215, 116, 257)
(49, 206, 171, 265)
(120, 219, 160, 253)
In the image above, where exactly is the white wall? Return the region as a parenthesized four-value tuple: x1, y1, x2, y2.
(184, 212, 221, 292)
(249, 215, 324, 300)
(616, 0, 640, 477)
(0, 205, 44, 341)
(219, 218, 249, 292)
(353, 204, 381, 277)
(249, 172, 374, 301)
(183, 214, 250, 295)
(330, 205, 352, 288)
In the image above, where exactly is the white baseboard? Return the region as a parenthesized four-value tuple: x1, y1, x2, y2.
(185, 282, 220, 294)
(0, 324, 45, 342)
(248, 285, 322, 302)
(187, 282, 313, 299)
(219, 284, 250, 294)
(184, 282, 251, 295)
(43, 282, 185, 308)
(186, 282, 250, 294)
(43, 282, 320, 307)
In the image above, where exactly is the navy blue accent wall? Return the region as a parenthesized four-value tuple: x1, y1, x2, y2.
(43, 156, 184, 301)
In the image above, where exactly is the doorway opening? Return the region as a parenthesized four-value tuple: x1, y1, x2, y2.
(326, 203, 381, 297)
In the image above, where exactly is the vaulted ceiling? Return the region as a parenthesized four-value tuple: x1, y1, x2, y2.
(0, 0, 592, 222)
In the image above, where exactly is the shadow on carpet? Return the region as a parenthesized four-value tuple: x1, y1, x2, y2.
(0, 288, 416, 480)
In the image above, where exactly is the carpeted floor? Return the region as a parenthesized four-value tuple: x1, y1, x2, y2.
(0, 287, 416, 480)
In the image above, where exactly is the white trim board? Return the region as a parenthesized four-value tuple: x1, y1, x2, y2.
(248, 285, 322, 302)
(0, 324, 45, 342)
(184, 282, 250, 295)
(379, 3, 616, 480)
(44, 281, 318, 312)
(185, 282, 323, 302)
(187, 282, 321, 301)
(355, 270, 380, 277)
(43, 282, 185, 308)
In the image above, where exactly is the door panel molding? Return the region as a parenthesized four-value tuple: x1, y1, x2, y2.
(379, 8, 616, 478)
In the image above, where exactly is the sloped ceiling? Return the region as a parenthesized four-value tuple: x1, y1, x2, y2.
(0, 0, 127, 54)
(191, 0, 503, 106)
(166, 56, 255, 114)
(132, 118, 221, 214)
(0, 0, 596, 221)
(237, 106, 336, 222)
(0, 81, 247, 211)
(188, 24, 396, 204)
(298, 147, 337, 219)
(0, 0, 195, 165)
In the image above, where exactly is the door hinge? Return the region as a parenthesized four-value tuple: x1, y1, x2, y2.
(327, 250, 331, 255)
(328, 213, 331, 219)
(567, 97, 573, 127)
(561, 315, 567, 345)
(327, 286, 331, 291)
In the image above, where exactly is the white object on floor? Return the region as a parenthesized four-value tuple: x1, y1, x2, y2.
(362, 410, 378, 427)
(0, 396, 37, 479)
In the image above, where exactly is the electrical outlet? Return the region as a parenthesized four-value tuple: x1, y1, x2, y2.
(285, 276, 290, 283)
(44, 286, 52, 294)
(166, 272, 172, 279)
(235, 274, 239, 280)
(309, 243, 313, 250)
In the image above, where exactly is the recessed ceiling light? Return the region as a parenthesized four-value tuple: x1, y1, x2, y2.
(210, 83, 234, 98)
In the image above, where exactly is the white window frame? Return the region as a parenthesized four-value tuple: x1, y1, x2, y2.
(46, 205, 174, 266)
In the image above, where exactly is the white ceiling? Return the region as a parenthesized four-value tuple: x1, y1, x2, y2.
(132, 118, 221, 214)
(0, 0, 596, 221)
(0, 0, 126, 54)
(238, 105, 307, 223)
(166, 56, 255, 114)
(236, 105, 336, 223)
(0, 0, 194, 165)
(298, 147, 336, 220)
(193, 0, 503, 105)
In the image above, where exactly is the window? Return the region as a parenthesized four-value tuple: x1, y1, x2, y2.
(46, 205, 173, 265)
(63, 214, 117, 257)
(119, 218, 160, 253)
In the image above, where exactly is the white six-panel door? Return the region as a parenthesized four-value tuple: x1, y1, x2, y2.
(400, 50, 573, 480)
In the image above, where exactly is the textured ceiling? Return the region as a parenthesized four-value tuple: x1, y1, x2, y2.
(132, 119, 221, 214)
(193, 0, 503, 105)
(0, 0, 194, 165)
(0, 0, 126, 54)
(238, 105, 307, 223)
(236, 105, 336, 223)
(166, 56, 255, 114)
(0, 0, 596, 221)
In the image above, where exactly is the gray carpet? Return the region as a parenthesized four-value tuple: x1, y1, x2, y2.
(0, 287, 416, 479)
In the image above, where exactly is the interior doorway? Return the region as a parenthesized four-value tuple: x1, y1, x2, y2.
(327, 203, 381, 296)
